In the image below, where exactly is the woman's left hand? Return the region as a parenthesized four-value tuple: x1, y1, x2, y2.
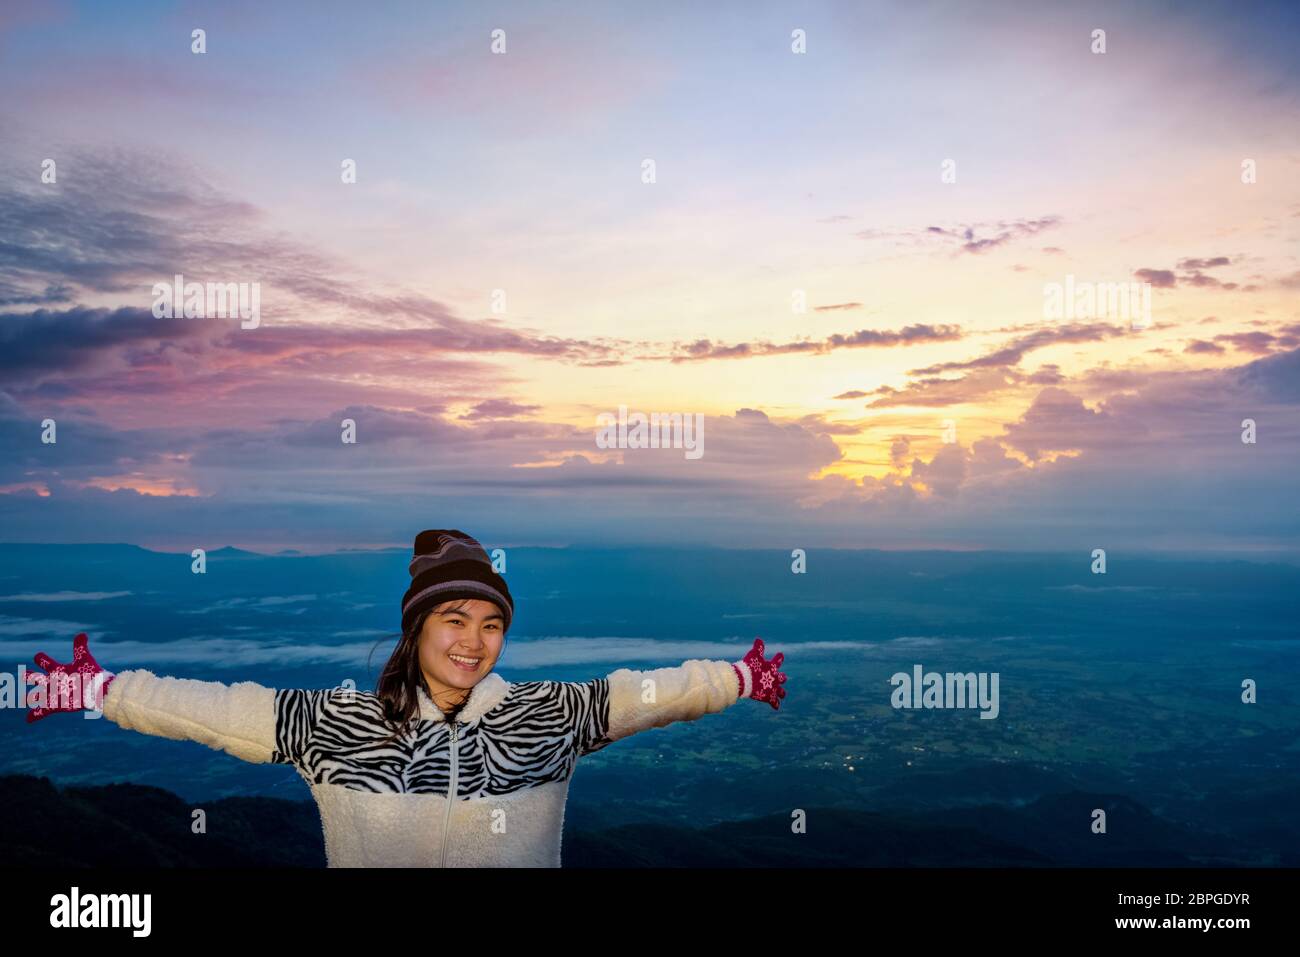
(732, 637, 787, 710)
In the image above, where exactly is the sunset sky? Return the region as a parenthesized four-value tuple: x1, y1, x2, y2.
(1, 0, 1297, 555)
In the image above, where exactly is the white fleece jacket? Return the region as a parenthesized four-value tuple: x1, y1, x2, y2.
(101, 659, 743, 867)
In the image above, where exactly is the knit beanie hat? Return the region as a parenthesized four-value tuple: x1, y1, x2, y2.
(401, 530, 514, 637)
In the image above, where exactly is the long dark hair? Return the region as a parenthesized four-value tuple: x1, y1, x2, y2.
(366, 597, 507, 746)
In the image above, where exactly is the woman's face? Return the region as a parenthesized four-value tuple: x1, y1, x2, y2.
(417, 599, 505, 696)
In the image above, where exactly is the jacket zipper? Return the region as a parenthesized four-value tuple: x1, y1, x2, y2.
(439, 721, 459, 866)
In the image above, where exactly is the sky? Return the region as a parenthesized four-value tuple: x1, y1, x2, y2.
(0, 0, 1297, 556)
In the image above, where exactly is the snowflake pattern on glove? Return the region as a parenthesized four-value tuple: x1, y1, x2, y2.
(26, 632, 115, 723)
(735, 637, 787, 711)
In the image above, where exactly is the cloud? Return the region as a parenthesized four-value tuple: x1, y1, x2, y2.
(790, 414, 863, 436)
(0, 306, 217, 385)
(908, 442, 968, 497)
(1183, 271, 1239, 290)
(907, 321, 1126, 376)
(0, 615, 96, 637)
(890, 436, 913, 468)
(0, 150, 266, 298)
(966, 436, 1024, 478)
(1024, 364, 1067, 385)
(1213, 331, 1278, 354)
(794, 349, 1300, 552)
(0, 634, 876, 672)
(1235, 344, 1300, 403)
(1133, 257, 1256, 291)
(0, 280, 73, 307)
(0, 591, 131, 602)
(1134, 268, 1177, 288)
(0, 147, 619, 397)
(861, 216, 1063, 255)
(0, 399, 847, 541)
(1000, 387, 1136, 462)
(0, 634, 380, 668)
(0, 390, 184, 486)
(458, 399, 542, 420)
(3, 345, 1298, 555)
(945, 216, 1063, 254)
(501, 637, 877, 669)
(866, 366, 1023, 408)
(666, 323, 963, 362)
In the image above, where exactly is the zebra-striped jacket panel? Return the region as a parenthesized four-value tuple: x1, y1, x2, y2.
(268, 675, 615, 795)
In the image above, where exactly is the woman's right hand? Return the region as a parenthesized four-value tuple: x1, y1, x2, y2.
(26, 632, 116, 723)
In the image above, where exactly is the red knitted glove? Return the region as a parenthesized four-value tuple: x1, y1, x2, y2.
(26, 632, 116, 723)
(731, 637, 786, 710)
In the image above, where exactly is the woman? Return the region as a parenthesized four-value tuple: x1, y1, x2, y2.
(25, 529, 788, 867)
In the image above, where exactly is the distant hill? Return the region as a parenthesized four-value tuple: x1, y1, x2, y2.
(0, 774, 325, 867)
(2, 774, 1285, 868)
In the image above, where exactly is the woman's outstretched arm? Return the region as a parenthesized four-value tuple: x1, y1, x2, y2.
(569, 638, 787, 756)
(103, 669, 281, 764)
(105, 672, 334, 769)
(26, 632, 330, 768)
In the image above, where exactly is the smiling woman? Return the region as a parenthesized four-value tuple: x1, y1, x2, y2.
(371, 598, 505, 740)
(372, 529, 518, 741)
(27, 528, 787, 867)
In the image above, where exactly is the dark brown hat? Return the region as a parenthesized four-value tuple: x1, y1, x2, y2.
(401, 529, 513, 636)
